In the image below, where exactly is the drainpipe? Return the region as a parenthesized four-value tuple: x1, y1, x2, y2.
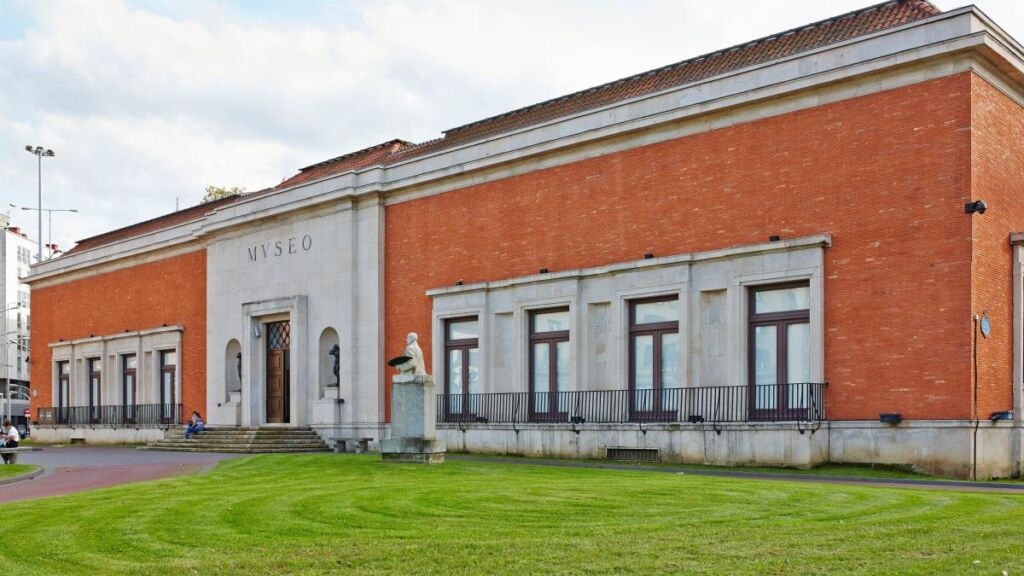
(972, 314, 980, 481)
(1012, 234, 1024, 477)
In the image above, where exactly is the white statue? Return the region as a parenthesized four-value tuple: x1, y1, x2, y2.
(405, 332, 426, 375)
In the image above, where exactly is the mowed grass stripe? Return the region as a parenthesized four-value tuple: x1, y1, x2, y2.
(0, 455, 1021, 575)
(0, 464, 37, 479)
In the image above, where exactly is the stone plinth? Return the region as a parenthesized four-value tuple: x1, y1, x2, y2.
(380, 374, 446, 464)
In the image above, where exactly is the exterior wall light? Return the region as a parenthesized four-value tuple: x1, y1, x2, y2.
(879, 412, 903, 424)
(254, 324, 261, 338)
(990, 411, 1013, 421)
(965, 200, 987, 214)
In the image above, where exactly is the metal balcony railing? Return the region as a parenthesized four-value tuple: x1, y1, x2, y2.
(35, 403, 183, 427)
(437, 383, 826, 425)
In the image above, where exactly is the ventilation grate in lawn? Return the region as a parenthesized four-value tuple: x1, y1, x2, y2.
(605, 447, 660, 462)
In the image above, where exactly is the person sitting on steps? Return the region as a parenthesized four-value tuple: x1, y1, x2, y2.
(185, 411, 205, 440)
(1, 419, 20, 464)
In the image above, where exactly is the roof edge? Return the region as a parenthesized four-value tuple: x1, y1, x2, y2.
(443, 0, 941, 136)
(298, 139, 413, 172)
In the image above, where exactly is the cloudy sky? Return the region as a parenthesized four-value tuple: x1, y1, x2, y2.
(1, 0, 1021, 252)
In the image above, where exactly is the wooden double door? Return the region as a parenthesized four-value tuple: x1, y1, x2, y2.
(265, 321, 291, 424)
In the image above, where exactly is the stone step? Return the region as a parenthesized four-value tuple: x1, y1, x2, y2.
(150, 438, 327, 448)
(182, 434, 323, 441)
(144, 446, 329, 454)
(187, 430, 321, 437)
(151, 441, 325, 447)
(146, 425, 329, 454)
(155, 435, 325, 442)
(201, 427, 316, 432)
(174, 432, 321, 436)
(190, 429, 321, 434)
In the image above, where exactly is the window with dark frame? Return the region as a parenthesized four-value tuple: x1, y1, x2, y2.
(628, 296, 680, 422)
(160, 350, 177, 423)
(88, 358, 102, 423)
(748, 283, 812, 421)
(57, 360, 70, 424)
(444, 317, 479, 421)
(529, 307, 570, 422)
(122, 354, 137, 422)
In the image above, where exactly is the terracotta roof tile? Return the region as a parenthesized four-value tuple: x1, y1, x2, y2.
(64, 193, 251, 255)
(276, 139, 413, 190)
(63, 0, 940, 257)
(387, 0, 940, 163)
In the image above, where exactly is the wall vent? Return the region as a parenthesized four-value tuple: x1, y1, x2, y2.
(605, 447, 660, 462)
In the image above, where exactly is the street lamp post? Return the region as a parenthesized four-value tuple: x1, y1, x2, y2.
(15, 206, 79, 259)
(24, 145, 55, 263)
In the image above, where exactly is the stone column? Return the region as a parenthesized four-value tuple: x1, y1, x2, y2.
(380, 374, 445, 464)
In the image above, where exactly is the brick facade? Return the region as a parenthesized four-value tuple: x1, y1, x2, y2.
(30, 249, 207, 419)
(971, 75, 1024, 417)
(385, 72, 984, 421)
(29, 72, 1021, 427)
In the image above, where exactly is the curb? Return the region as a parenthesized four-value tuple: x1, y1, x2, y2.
(0, 464, 48, 488)
(447, 455, 1024, 493)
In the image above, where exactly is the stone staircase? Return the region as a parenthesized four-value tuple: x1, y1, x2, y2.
(144, 426, 330, 453)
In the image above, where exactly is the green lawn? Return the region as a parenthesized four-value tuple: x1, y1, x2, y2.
(1, 455, 1023, 575)
(0, 464, 37, 479)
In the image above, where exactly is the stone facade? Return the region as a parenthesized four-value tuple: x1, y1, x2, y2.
(204, 199, 386, 443)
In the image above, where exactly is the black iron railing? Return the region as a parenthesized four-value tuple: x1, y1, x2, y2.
(437, 383, 826, 424)
(35, 403, 183, 427)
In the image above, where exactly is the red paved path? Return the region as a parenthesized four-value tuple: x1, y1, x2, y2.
(0, 447, 238, 503)
(0, 463, 206, 503)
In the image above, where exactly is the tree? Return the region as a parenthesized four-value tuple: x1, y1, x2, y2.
(202, 185, 245, 203)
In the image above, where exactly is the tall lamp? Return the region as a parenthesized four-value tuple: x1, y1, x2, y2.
(23, 145, 56, 263)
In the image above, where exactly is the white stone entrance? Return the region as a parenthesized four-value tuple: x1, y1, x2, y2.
(240, 296, 306, 426)
(204, 198, 387, 446)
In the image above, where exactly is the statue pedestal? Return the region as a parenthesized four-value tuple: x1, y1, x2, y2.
(380, 374, 446, 464)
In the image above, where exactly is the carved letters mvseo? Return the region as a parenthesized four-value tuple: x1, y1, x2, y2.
(247, 234, 313, 262)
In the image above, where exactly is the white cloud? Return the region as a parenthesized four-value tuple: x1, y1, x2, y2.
(0, 0, 1021, 250)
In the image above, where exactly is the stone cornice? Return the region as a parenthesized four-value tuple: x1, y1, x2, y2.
(426, 234, 831, 297)
(48, 324, 184, 348)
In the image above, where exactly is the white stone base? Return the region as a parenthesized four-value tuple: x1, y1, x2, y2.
(827, 420, 1020, 479)
(31, 426, 176, 445)
(381, 437, 446, 464)
(439, 420, 1024, 479)
(439, 422, 827, 469)
(210, 392, 242, 426)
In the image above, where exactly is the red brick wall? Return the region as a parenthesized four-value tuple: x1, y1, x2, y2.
(386, 73, 977, 421)
(29, 249, 207, 421)
(970, 75, 1024, 417)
